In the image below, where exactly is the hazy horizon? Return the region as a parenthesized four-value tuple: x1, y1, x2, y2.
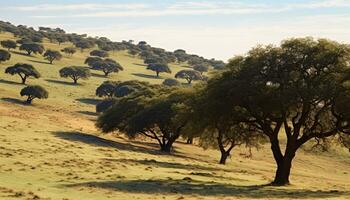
(1, 0, 350, 61)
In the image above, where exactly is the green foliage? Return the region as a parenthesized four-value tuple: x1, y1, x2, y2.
(19, 43, 44, 55)
(175, 69, 203, 84)
(75, 40, 94, 52)
(193, 64, 209, 74)
(61, 47, 76, 56)
(96, 81, 118, 98)
(5, 63, 40, 84)
(146, 63, 171, 77)
(20, 85, 48, 104)
(59, 66, 91, 84)
(90, 50, 109, 58)
(91, 59, 123, 76)
(0, 40, 17, 51)
(84, 56, 103, 67)
(43, 49, 62, 64)
(0, 49, 11, 63)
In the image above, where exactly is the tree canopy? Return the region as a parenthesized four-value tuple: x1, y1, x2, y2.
(203, 37, 350, 185)
(1, 40, 17, 51)
(19, 43, 44, 55)
(90, 50, 109, 58)
(146, 63, 171, 77)
(61, 47, 76, 56)
(193, 64, 209, 74)
(91, 59, 123, 76)
(175, 69, 203, 84)
(59, 66, 91, 84)
(5, 63, 40, 84)
(0, 49, 11, 63)
(20, 85, 48, 104)
(162, 78, 180, 87)
(43, 49, 62, 64)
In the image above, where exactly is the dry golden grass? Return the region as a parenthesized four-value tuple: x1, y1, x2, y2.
(0, 32, 350, 200)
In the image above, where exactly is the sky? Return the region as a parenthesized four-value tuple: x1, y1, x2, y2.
(1, 0, 350, 61)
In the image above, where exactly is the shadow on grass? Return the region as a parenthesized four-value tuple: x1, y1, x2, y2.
(11, 51, 34, 57)
(76, 98, 101, 105)
(52, 131, 161, 156)
(91, 72, 107, 78)
(67, 179, 348, 198)
(77, 110, 99, 116)
(0, 79, 23, 85)
(1, 97, 27, 105)
(132, 63, 147, 67)
(28, 59, 51, 65)
(132, 73, 162, 79)
(45, 79, 78, 86)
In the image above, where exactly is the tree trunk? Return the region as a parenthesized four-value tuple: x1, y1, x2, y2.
(21, 76, 27, 84)
(73, 78, 78, 84)
(272, 155, 293, 185)
(26, 96, 33, 104)
(160, 137, 176, 153)
(186, 138, 193, 144)
(156, 71, 159, 77)
(219, 151, 229, 164)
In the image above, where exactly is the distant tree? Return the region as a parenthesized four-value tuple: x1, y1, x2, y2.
(1, 40, 17, 51)
(90, 50, 109, 58)
(43, 50, 62, 64)
(5, 63, 40, 84)
(144, 56, 165, 65)
(16, 38, 32, 45)
(96, 81, 117, 98)
(56, 35, 68, 45)
(128, 49, 139, 57)
(175, 70, 202, 84)
(0, 49, 11, 63)
(114, 85, 136, 97)
(193, 64, 209, 74)
(84, 56, 103, 67)
(75, 40, 94, 52)
(91, 59, 123, 76)
(61, 47, 76, 56)
(162, 78, 180, 87)
(147, 63, 171, 77)
(59, 66, 91, 84)
(20, 85, 48, 104)
(19, 43, 44, 55)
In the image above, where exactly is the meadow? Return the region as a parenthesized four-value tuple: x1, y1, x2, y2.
(0, 31, 350, 200)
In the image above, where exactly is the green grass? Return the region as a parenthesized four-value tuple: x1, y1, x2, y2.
(0, 31, 350, 200)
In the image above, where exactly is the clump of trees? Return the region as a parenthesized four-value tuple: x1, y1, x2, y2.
(193, 64, 209, 74)
(59, 66, 90, 84)
(61, 47, 76, 56)
(19, 43, 44, 56)
(90, 50, 109, 58)
(5, 63, 40, 84)
(1, 40, 17, 51)
(162, 78, 180, 87)
(43, 50, 62, 64)
(0, 49, 11, 63)
(146, 63, 171, 77)
(175, 69, 203, 84)
(20, 85, 48, 104)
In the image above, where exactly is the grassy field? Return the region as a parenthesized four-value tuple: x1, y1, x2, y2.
(0, 32, 350, 200)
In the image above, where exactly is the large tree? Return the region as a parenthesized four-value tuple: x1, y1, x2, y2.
(20, 85, 48, 104)
(175, 69, 202, 84)
(91, 59, 123, 76)
(96, 81, 118, 98)
(5, 63, 40, 84)
(0, 49, 11, 63)
(59, 66, 91, 84)
(85, 56, 103, 67)
(1, 40, 17, 51)
(90, 50, 109, 58)
(205, 38, 350, 185)
(146, 63, 171, 77)
(19, 43, 44, 56)
(43, 49, 62, 64)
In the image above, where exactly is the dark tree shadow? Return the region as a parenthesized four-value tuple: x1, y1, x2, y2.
(11, 51, 34, 57)
(67, 179, 348, 198)
(132, 73, 162, 79)
(91, 72, 107, 78)
(28, 59, 51, 65)
(133, 63, 147, 67)
(77, 110, 99, 116)
(45, 79, 78, 86)
(0, 79, 23, 85)
(75, 98, 101, 105)
(1, 97, 28, 105)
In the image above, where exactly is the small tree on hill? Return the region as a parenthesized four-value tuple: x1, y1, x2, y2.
(75, 40, 94, 52)
(61, 47, 76, 56)
(20, 85, 48, 104)
(59, 66, 91, 84)
(90, 50, 109, 58)
(175, 70, 202, 84)
(162, 78, 180, 87)
(193, 64, 209, 74)
(43, 50, 62, 64)
(19, 43, 44, 56)
(91, 59, 123, 76)
(1, 40, 17, 51)
(0, 49, 11, 63)
(147, 63, 171, 77)
(128, 49, 139, 57)
(5, 63, 40, 84)
(96, 81, 118, 98)
(85, 56, 103, 67)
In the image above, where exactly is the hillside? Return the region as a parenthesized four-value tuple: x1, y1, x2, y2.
(0, 31, 350, 200)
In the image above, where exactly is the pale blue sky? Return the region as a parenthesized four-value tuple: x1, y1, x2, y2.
(1, 0, 350, 61)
